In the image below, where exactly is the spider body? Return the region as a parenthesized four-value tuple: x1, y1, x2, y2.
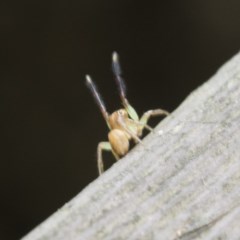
(86, 52, 169, 175)
(107, 109, 141, 157)
(108, 129, 129, 157)
(108, 109, 140, 139)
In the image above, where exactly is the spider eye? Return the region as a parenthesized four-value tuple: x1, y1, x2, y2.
(119, 110, 125, 116)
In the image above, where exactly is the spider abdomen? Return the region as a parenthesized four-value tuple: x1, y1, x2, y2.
(108, 129, 129, 157)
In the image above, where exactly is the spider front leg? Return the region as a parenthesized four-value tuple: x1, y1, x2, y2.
(138, 109, 169, 133)
(97, 141, 119, 175)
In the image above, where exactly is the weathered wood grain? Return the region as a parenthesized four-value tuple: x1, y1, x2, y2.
(22, 52, 240, 240)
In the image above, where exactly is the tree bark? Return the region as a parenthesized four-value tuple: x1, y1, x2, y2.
(22, 52, 240, 240)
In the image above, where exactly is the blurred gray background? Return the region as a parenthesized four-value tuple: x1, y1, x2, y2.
(1, 1, 240, 239)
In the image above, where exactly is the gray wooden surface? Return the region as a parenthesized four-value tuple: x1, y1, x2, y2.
(22, 52, 240, 240)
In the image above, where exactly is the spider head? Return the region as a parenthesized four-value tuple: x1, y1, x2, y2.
(109, 109, 129, 130)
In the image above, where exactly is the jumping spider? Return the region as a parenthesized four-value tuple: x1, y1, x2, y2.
(86, 52, 169, 175)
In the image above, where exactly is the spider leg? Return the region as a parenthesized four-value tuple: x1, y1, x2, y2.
(123, 126, 143, 144)
(138, 109, 169, 134)
(117, 116, 143, 144)
(136, 122, 154, 132)
(112, 52, 139, 121)
(97, 141, 119, 175)
(86, 75, 110, 128)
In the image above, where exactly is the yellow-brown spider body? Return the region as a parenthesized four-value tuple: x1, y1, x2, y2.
(108, 129, 129, 157)
(107, 109, 141, 157)
(108, 109, 140, 138)
(86, 52, 169, 175)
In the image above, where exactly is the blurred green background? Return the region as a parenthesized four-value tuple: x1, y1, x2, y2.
(1, 1, 240, 239)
